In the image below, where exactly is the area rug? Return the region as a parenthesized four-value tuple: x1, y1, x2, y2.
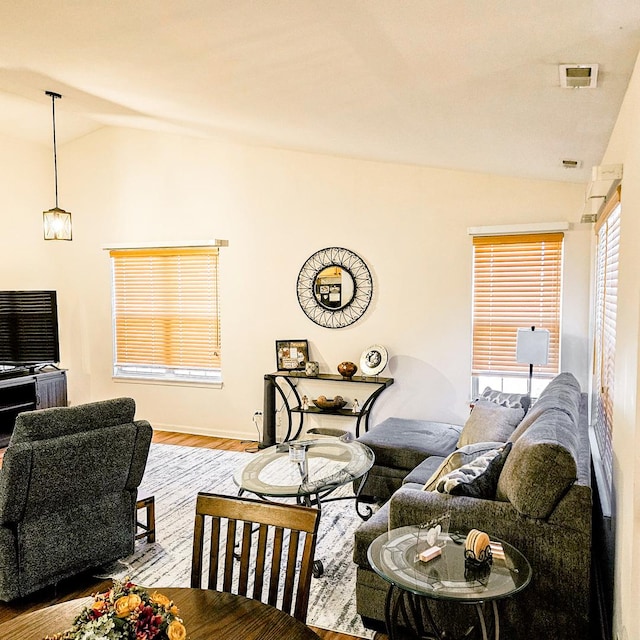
(99, 443, 377, 638)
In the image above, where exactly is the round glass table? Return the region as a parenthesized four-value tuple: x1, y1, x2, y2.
(234, 438, 373, 499)
(368, 525, 532, 639)
(234, 437, 375, 576)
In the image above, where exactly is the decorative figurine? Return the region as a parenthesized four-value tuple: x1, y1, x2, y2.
(301, 395, 309, 410)
(352, 399, 360, 413)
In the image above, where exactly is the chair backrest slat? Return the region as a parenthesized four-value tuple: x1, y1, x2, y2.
(207, 517, 221, 590)
(294, 534, 317, 621)
(190, 492, 319, 623)
(190, 512, 205, 588)
(223, 518, 237, 592)
(237, 520, 253, 595)
(252, 523, 268, 600)
(267, 527, 284, 607)
(282, 529, 301, 614)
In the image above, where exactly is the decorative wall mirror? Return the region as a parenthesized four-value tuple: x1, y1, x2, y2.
(297, 247, 373, 328)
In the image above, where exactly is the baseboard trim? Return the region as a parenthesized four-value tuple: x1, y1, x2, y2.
(153, 423, 257, 442)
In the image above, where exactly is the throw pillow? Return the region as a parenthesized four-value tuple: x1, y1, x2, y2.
(457, 401, 524, 447)
(476, 387, 531, 413)
(422, 441, 506, 492)
(435, 442, 512, 499)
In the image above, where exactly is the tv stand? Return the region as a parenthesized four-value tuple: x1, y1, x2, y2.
(0, 369, 67, 447)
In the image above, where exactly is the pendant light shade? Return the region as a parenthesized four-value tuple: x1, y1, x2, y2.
(43, 91, 72, 241)
(43, 207, 72, 240)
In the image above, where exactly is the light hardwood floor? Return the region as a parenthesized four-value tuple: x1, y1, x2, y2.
(0, 430, 386, 640)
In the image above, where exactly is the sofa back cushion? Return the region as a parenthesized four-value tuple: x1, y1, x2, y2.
(496, 409, 578, 519)
(509, 372, 581, 442)
(457, 401, 524, 447)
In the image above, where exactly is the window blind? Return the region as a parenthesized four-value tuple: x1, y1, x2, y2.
(472, 233, 563, 377)
(593, 189, 621, 485)
(110, 247, 221, 378)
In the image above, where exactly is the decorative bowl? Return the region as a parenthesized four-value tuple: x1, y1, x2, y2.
(313, 395, 347, 411)
(337, 361, 358, 379)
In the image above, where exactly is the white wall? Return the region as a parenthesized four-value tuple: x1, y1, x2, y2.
(599, 49, 640, 640)
(20, 126, 588, 443)
(0, 133, 56, 286)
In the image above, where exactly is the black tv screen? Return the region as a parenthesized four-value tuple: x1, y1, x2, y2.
(0, 291, 60, 367)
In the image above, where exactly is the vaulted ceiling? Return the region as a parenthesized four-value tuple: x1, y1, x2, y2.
(1, 0, 640, 183)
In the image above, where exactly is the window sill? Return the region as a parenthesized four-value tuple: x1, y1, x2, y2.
(113, 376, 223, 390)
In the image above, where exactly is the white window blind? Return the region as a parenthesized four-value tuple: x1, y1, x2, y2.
(110, 247, 221, 383)
(593, 189, 621, 486)
(472, 233, 563, 378)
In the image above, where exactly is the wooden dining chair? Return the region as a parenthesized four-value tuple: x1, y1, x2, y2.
(190, 492, 320, 623)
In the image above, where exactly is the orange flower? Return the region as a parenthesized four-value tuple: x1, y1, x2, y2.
(114, 593, 142, 618)
(167, 619, 187, 640)
(91, 599, 108, 614)
(150, 591, 172, 609)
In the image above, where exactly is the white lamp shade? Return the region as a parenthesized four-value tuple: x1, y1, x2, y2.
(516, 328, 550, 366)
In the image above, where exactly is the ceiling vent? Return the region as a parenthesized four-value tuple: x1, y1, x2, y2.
(559, 64, 599, 89)
(561, 159, 582, 169)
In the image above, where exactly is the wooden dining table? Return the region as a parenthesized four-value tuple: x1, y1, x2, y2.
(0, 587, 323, 640)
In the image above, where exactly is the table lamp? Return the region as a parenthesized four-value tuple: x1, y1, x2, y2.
(516, 326, 550, 396)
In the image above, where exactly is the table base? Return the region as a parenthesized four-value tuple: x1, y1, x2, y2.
(238, 466, 373, 578)
(385, 586, 500, 640)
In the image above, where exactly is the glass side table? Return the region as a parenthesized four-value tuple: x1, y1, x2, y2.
(234, 438, 375, 577)
(368, 525, 532, 640)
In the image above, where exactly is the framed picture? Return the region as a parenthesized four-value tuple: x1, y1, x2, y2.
(275, 340, 309, 371)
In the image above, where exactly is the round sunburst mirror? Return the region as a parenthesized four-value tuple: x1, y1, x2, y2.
(296, 247, 373, 328)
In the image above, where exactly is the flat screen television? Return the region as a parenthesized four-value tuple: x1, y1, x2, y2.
(0, 291, 60, 368)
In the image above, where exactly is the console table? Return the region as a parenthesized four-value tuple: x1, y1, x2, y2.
(261, 371, 394, 448)
(0, 368, 67, 447)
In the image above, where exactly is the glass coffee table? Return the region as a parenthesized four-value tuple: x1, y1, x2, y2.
(368, 525, 532, 639)
(234, 437, 375, 576)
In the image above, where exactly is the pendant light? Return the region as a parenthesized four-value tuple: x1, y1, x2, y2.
(43, 90, 72, 241)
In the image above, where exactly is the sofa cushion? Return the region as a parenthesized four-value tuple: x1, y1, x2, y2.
(509, 372, 581, 442)
(357, 418, 462, 471)
(476, 387, 531, 413)
(422, 441, 506, 491)
(434, 443, 512, 498)
(403, 456, 445, 485)
(496, 409, 578, 518)
(457, 402, 524, 447)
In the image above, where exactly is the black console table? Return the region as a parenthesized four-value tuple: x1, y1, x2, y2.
(0, 368, 68, 447)
(261, 371, 394, 448)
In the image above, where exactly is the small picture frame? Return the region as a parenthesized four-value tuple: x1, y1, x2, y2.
(275, 340, 309, 371)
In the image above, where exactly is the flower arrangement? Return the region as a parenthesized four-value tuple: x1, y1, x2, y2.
(43, 579, 187, 640)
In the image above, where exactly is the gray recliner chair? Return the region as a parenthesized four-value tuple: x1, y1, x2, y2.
(0, 397, 152, 601)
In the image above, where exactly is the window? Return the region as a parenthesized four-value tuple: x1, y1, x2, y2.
(592, 188, 621, 491)
(110, 246, 221, 384)
(471, 233, 563, 396)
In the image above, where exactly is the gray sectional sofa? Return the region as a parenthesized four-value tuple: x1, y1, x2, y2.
(354, 372, 591, 639)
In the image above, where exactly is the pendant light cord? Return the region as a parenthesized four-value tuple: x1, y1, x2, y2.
(46, 91, 62, 209)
